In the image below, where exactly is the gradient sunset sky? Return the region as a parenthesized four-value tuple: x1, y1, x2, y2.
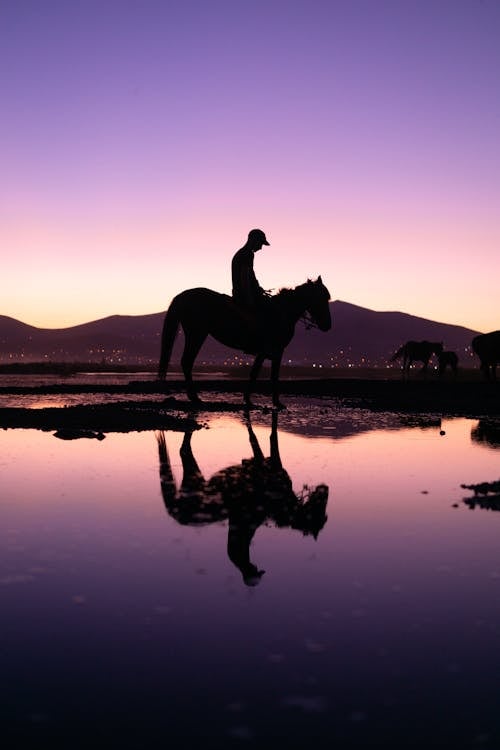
(2, 0, 499, 332)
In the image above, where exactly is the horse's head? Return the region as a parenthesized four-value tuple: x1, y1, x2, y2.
(289, 483, 329, 539)
(304, 276, 332, 331)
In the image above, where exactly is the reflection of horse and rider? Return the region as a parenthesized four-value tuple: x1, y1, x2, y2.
(158, 229, 332, 408)
(156, 410, 329, 586)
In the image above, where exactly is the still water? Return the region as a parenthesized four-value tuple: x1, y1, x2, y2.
(2, 402, 500, 748)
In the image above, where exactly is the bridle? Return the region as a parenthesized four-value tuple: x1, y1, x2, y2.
(300, 312, 320, 330)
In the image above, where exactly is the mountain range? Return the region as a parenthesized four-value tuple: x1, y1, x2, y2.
(0, 301, 481, 367)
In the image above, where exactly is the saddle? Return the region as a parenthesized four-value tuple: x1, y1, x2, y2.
(228, 296, 277, 355)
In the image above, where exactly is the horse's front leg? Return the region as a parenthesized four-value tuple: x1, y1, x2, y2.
(271, 352, 285, 410)
(245, 354, 265, 408)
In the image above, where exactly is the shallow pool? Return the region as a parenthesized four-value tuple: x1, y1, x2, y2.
(2, 404, 500, 748)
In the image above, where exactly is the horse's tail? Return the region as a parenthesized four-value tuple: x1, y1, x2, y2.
(391, 344, 405, 362)
(158, 296, 181, 380)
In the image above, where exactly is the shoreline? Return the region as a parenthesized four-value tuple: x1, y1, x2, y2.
(0, 379, 499, 433)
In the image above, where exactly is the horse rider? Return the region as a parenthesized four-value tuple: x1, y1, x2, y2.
(231, 228, 270, 311)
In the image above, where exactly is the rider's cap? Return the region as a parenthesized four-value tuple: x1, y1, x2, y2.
(248, 228, 270, 246)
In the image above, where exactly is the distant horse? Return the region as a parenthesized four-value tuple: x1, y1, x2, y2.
(437, 350, 459, 378)
(472, 331, 500, 380)
(156, 410, 329, 585)
(391, 340, 443, 378)
(158, 277, 331, 408)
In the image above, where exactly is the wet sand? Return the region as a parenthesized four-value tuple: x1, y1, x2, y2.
(0, 378, 499, 432)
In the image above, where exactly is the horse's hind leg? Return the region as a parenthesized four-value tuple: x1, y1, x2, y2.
(181, 332, 207, 403)
(245, 354, 265, 408)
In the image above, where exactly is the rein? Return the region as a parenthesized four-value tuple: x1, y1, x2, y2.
(300, 313, 320, 330)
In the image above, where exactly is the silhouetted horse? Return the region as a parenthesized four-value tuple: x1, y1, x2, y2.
(156, 411, 329, 586)
(472, 331, 500, 380)
(391, 340, 443, 377)
(437, 350, 458, 378)
(158, 277, 331, 408)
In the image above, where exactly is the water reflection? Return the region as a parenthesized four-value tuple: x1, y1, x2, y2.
(462, 477, 500, 511)
(54, 428, 105, 440)
(463, 493, 500, 511)
(471, 419, 500, 450)
(397, 414, 442, 431)
(157, 410, 328, 585)
(257, 402, 443, 441)
(4, 414, 500, 746)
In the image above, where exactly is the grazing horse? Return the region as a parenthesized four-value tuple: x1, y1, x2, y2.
(391, 340, 443, 378)
(472, 331, 500, 380)
(156, 411, 329, 585)
(437, 350, 459, 378)
(158, 277, 331, 408)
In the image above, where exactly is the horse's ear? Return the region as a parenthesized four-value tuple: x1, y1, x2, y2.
(317, 275, 322, 284)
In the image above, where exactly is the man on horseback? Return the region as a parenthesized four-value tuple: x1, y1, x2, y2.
(231, 229, 272, 352)
(231, 228, 270, 309)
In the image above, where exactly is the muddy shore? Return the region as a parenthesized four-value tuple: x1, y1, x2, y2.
(0, 378, 499, 432)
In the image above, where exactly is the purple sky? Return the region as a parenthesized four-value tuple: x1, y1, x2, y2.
(2, 0, 499, 331)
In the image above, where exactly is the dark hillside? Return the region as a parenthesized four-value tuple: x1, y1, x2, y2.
(0, 302, 481, 366)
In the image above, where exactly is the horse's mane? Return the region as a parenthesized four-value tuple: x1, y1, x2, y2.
(275, 286, 293, 298)
(275, 279, 313, 299)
